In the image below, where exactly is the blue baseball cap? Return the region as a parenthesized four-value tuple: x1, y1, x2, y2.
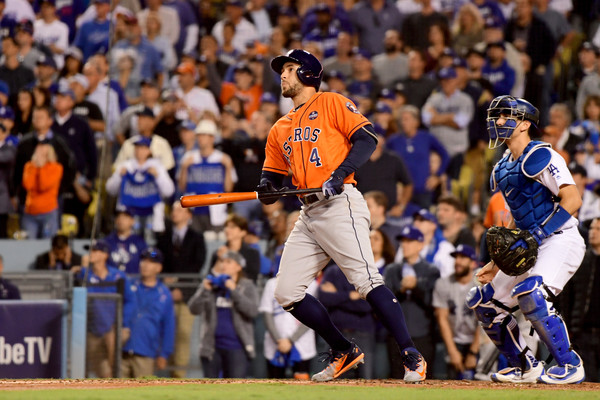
(85, 239, 110, 253)
(438, 67, 457, 80)
(413, 208, 437, 223)
(397, 225, 424, 242)
(352, 47, 371, 60)
(260, 92, 277, 104)
(136, 106, 154, 118)
(56, 86, 76, 101)
(372, 123, 386, 137)
(379, 88, 395, 100)
(133, 136, 152, 147)
(115, 205, 134, 217)
(141, 247, 164, 263)
(325, 70, 345, 82)
(0, 106, 14, 120)
(178, 120, 196, 131)
(451, 244, 477, 261)
(453, 57, 468, 69)
(0, 80, 9, 97)
(37, 54, 57, 69)
(375, 101, 392, 114)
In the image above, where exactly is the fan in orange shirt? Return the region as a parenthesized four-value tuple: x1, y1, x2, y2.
(483, 191, 512, 228)
(220, 62, 263, 120)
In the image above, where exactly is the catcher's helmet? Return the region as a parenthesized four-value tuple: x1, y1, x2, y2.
(486, 95, 540, 148)
(270, 49, 323, 90)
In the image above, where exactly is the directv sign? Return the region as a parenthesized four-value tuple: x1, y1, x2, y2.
(0, 301, 65, 378)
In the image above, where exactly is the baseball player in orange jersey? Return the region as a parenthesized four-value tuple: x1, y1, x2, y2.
(257, 49, 427, 382)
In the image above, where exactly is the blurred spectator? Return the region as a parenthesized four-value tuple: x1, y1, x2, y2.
(115, 79, 162, 145)
(107, 134, 175, 236)
(155, 201, 205, 377)
(436, 195, 476, 249)
(33, 86, 52, 108)
(88, 53, 129, 113)
(188, 250, 259, 378)
(432, 244, 480, 380)
(137, 0, 180, 47)
(16, 20, 51, 72)
(113, 16, 164, 102)
(301, 0, 353, 37)
(145, 11, 177, 73)
(258, 92, 280, 122)
(220, 62, 263, 120)
(370, 228, 396, 275)
(559, 217, 600, 382)
(372, 29, 408, 88)
(104, 206, 148, 274)
(399, 50, 438, 109)
(424, 23, 452, 73)
(68, 74, 106, 135)
(0, 35, 35, 108)
(178, 119, 236, 232)
(364, 191, 404, 252)
(0, 254, 19, 299)
(322, 70, 347, 96)
(265, 208, 288, 260)
(174, 61, 220, 121)
(384, 225, 439, 379)
(163, 0, 198, 56)
(154, 90, 183, 150)
(568, 42, 599, 103)
(35, 233, 83, 270)
(481, 41, 516, 96)
(483, 191, 512, 229)
(13, 107, 76, 214)
(422, 67, 474, 180)
(473, 0, 506, 28)
(211, 0, 258, 54)
(322, 31, 353, 78)
(21, 140, 63, 238)
(504, 0, 556, 126)
(260, 275, 317, 379)
(355, 131, 412, 218)
(0, 118, 15, 237)
(408, 208, 455, 278)
(210, 214, 260, 283)
(73, 0, 111, 61)
(319, 262, 376, 379)
(349, 0, 402, 56)
(122, 247, 175, 378)
(34, 0, 69, 70)
(75, 0, 132, 29)
(372, 101, 397, 137)
(33, 56, 59, 94)
(544, 103, 584, 161)
(244, 0, 273, 44)
(171, 120, 196, 180)
(387, 105, 449, 209)
(12, 89, 33, 138)
(82, 60, 119, 142)
(347, 48, 380, 107)
(73, 239, 134, 378)
(52, 87, 97, 236)
(303, 4, 344, 59)
(401, 0, 449, 52)
(451, 3, 485, 57)
(533, 0, 575, 50)
(569, 165, 600, 225)
(0, 81, 8, 107)
(114, 107, 175, 172)
(217, 22, 241, 72)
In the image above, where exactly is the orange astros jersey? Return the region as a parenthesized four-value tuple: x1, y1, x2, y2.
(262, 92, 371, 189)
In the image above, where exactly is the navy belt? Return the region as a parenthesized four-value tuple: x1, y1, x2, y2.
(301, 194, 321, 205)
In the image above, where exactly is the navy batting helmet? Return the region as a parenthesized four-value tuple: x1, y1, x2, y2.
(486, 95, 540, 148)
(271, 49, 323, 90)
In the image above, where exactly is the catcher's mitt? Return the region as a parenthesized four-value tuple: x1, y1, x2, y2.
(486, 226, 539, 276)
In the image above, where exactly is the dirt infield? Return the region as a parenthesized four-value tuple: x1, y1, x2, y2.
(0, 379, 599, 391)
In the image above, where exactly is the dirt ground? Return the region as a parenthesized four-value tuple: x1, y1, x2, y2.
(0, 379, 599, 391)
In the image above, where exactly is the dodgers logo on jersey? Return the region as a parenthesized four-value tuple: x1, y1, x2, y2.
(346, 102, 359, 114)
(308, 111, 318, 120)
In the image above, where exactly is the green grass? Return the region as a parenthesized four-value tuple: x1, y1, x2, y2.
(1, 383, 599, 400)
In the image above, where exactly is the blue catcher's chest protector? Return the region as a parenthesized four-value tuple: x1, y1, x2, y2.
(492, 141, 556, 230)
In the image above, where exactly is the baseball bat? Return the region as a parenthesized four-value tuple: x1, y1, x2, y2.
(180, 188, 322, 208)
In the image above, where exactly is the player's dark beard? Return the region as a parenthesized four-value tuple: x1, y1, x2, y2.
(454, 264, 471, 278)
(282, 82, 303, 98)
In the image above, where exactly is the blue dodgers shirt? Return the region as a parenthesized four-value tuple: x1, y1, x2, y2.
(214, 292, 244, 350)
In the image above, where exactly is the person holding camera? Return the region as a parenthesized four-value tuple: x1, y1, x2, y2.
(188, 250, 259, 378)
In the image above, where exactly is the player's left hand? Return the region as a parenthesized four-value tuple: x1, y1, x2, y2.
(322, 172, 344, 199)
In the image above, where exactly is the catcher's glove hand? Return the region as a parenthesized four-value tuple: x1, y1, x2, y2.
(486, 226, 539, 276)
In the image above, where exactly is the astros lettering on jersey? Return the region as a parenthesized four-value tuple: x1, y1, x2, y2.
(263, 92, 371, 189)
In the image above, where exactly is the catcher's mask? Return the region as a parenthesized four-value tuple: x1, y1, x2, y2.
(486, 95, 540, 149)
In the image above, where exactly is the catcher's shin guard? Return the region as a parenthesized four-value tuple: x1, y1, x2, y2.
(467, 285, 532, 369)
(512, 276, 580, 367)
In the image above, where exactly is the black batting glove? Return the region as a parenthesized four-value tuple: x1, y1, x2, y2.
(322, 171, 345, 199)
(256, 178, 279, 205)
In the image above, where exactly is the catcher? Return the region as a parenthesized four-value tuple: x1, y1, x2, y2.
(467, 95, 586, 384)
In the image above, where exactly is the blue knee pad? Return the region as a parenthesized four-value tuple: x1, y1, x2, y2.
(512, 276, 578, 366)
(467, 284, 530, 368)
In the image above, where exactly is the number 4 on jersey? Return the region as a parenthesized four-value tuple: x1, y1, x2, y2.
(309, 148, 322, 167)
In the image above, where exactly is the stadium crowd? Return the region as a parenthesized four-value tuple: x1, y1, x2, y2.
(0, 0, 598, 382)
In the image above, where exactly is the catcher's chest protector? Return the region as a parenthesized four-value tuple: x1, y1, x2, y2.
(493, 141, 555, 230)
